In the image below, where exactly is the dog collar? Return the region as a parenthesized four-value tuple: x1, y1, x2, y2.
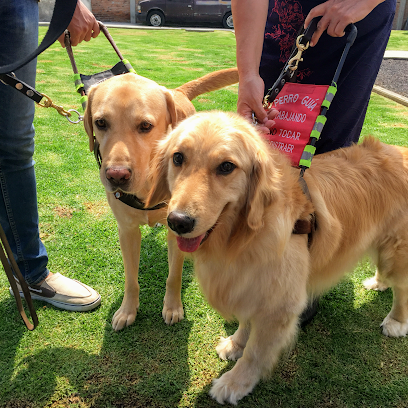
(93, 140, 166, 211)
(113, 190, 166, 211)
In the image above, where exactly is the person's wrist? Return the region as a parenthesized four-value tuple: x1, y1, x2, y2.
(237, 70, 259, 83)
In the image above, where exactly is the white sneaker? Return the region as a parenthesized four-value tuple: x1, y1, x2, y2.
(9, 272, 101, 311)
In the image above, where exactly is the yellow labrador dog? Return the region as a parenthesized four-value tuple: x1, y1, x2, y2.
(83, 70, 238, 331)
(147, 111, 408, 404)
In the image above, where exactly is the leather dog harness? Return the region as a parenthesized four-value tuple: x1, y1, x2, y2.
(292, 177, 316, 246)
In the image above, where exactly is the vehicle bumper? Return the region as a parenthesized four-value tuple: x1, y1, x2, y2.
(136, 12, 147, 24)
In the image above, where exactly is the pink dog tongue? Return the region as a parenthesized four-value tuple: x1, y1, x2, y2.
(177, 234, 206, 252)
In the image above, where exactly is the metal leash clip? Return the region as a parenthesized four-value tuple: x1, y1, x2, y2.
(37, 93, 72, 119)
(287, 35, 310, 72)
(252, 112, 258, 126)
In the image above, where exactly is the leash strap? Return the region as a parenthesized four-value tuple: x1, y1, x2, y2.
(260, 17, 357, 175)
(0, 73, 75, 119)
(0, 0, 78, 75)
(0, 225, 38, 330)
(263, 18, 319, 106)
(0, 0, 79, 117)
(0, 73, 44, 103)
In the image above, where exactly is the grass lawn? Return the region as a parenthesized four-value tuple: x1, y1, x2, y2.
(386, 30, 408, 51)
(0, 28, 407, 408)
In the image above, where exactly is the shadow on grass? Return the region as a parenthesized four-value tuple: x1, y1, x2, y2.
(2, 238, 408, 407)
(194, 276, 408, 407)
(0, 226, 195, 408)
(0, 325, 192, 408)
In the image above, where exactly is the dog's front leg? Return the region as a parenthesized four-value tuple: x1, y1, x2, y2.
(112, 225, 141, 331)
(363, 269, 389, 292)
(209, 314, 298, 405)
(216, 322, 250, 361)
(162, 233, 185, 325)
(381, 286, 408, 337)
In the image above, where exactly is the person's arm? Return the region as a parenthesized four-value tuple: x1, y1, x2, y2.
(304, 0, 385, 46)
(58, 0, 100, 47)
(232, 0, 276, 133)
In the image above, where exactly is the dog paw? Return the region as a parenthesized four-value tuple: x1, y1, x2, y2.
(216, 336, 244, 361)
(381, 314, 408, 337)
(209, 370, 256, 405)
(363, 276, 389, 292)
(162, 302, 184, 325)
(112, 306, 138, 331)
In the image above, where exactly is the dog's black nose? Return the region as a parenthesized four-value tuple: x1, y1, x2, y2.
(105, 166, 131, 186)
(167, 211, 195, 235)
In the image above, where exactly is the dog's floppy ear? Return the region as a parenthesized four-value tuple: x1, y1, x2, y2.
(145, 142, 171, 208)
(83, 88, 95, 152)
(246, 149, 279, 230)
(162, 88, 178, 129)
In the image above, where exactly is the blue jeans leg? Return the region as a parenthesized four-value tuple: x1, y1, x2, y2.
(0, 0, 49, 285)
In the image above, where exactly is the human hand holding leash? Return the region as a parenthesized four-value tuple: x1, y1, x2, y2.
(237, 73, 278, 134)
(232, 0, 278, 134)
(58, 0, 100, 47)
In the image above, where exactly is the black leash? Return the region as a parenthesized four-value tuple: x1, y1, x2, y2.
(262, 18, 320, 106)
(0, 225, 38, 330)
(0, 73, 44, 103)
(0, 0, 78, 120)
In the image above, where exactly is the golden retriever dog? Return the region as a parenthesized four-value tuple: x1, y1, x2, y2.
(83, 69, 238, 331)
(146, 110, 408, 404)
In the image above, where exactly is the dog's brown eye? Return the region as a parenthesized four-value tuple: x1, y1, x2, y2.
(217, 161, 236, 175)
(95, 119, 107, 129)
(139, 121, 153, 133)
(173, 152, 184, 167)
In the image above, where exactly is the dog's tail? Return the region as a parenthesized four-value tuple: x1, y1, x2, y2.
(175, 68, 239, 101)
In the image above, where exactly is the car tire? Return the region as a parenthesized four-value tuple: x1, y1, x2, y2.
(222, 12, 233, 29)
(147, 10, 165, 27)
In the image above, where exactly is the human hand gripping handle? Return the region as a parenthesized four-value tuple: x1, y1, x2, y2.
(304, 0, 385, 46)
(237, 74, 278, 134)
(58, 0, 100, 47)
